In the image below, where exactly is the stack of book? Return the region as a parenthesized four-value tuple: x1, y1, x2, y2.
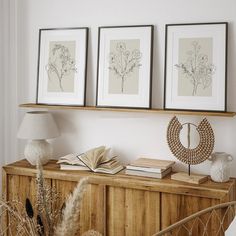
(57, 146, 124, 174)
(125, 158, 175, 178)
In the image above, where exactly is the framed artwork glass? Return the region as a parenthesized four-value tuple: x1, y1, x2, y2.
(96, 25, 154, 108)
(164, 22, 228, 112)
(36, 27, 88, 106)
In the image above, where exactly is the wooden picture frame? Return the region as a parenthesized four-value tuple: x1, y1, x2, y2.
(37, 27, 88, 106)
(96, 25, 154, 109)
(164, 22, 228, 112)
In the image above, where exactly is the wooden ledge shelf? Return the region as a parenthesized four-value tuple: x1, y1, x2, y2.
(19, 103, 236, 117)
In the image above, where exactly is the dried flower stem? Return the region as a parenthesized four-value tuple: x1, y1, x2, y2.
(36, 162, 53, 235)
(55, 177, 89, 236)
(0, 200, 32, 236)
(1, 165, 101, 236)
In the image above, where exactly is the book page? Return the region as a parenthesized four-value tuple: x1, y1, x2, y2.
(78, 146, 109, 170)
(57, 154, 86, 166)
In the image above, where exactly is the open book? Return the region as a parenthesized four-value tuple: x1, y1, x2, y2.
(57, 154, 89, 171)
(57, 146, 124, 174)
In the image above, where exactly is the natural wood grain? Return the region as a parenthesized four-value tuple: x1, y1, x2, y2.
(171, 172, 208, 184)
(2, 159, 236, 236)
(106, 186, 126, 236)
(155, 201, 236, 236)
(161, 193, 220, 236)
(3, 160, 234, 200)
(79, 183, 106, 235)
(52, 180, 106, 235)
(86, 184, 106, 235)
(106, 187, 160, 236)
(1, 168, 7, 236)
(6, 174, 51, 234)
(144, 190, 160, 235)
(125, 189, 160, 235)
(19, 103, 236, 117)
(125, 188, 146, 235)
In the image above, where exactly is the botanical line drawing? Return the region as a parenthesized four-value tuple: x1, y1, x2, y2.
(175, 41, 216, 96)
(108, 42, 142, 93)
(46, 43, 77, 92)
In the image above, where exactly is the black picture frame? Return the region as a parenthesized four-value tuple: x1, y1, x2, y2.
(96, 25, 154, 109)
(36, 27, 89, 106)
(164, 22, 228, 112)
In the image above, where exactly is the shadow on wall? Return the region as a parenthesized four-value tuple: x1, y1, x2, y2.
(51, 111, 80, 158)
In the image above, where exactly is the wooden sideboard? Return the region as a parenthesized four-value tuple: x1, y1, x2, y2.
(2, 159, 236, 235)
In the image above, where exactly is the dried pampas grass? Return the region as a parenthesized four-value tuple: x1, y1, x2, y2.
(0, 162, 102, 236)
(55, 177, 89, 236)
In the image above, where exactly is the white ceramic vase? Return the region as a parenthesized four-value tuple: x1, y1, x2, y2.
(208, 152, 233, 182)
(24, 140, 53, 165)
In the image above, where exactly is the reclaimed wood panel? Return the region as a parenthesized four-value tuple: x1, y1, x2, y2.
(106, 186, 126, 235)
(52, 179, 106, 235)
(6, 174, 51, 234)
(4, 160, 235, 200)
(161, 193, 220, 236)
(2, 160, 236, 236)
(106, 186, 160, 236)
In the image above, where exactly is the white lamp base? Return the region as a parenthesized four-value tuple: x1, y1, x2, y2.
(24, 140, 53, 165)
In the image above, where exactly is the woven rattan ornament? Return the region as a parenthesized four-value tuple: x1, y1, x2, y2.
(167, 116, 215, 176)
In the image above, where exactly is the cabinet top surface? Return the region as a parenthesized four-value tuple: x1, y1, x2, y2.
(3, 159, 235, 199)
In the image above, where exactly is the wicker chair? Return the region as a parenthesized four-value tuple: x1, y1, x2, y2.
(154, 201, 236, 236)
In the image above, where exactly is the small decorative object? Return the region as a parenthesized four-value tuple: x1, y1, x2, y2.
(0, 163, 102, 236)
(96, 25, 153, 108)
(208, 152, 233, 182)
(17, 111, 60, 165)
(167, 116, 215, 184)
(37, 27, 88, 106)
(164, 22, 228, 111)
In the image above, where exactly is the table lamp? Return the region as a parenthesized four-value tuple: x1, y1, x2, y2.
(17, 111, 60, 165)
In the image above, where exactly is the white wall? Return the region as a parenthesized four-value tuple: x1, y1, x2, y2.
(0, 0, 18, 164)
(0, 0, 4, 167)
(3, 0, 18, 165)
(0, 0, 18, 192)
(17, 0, 236, 176)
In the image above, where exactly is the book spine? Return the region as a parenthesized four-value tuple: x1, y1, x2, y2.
(77, 155, 94, 172)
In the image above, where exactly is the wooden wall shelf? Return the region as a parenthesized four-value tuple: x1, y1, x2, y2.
(19, 103, 236, 117)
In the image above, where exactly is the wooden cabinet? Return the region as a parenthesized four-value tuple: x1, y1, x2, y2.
(2, 160, 236, 236)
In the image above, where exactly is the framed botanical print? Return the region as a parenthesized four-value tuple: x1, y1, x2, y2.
(96, 25, 154, 108)
(36, 27, 88, 106)
(164, 22, 228, 112)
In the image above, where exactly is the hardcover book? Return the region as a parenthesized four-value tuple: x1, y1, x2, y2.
(128, 158, 175, 169)
(125, 167, 172, 179)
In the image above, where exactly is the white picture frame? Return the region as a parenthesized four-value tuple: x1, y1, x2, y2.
(37, 27, 88, 106)
(164, 23, 228, 112)
(96, 25, 154, 109)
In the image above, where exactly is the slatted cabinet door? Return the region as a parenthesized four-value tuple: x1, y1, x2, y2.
(106, 186, 160, 236)
(52, 179, 106, 235)
(5, 174, 51, 234)
(161, 193, 222, 236)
